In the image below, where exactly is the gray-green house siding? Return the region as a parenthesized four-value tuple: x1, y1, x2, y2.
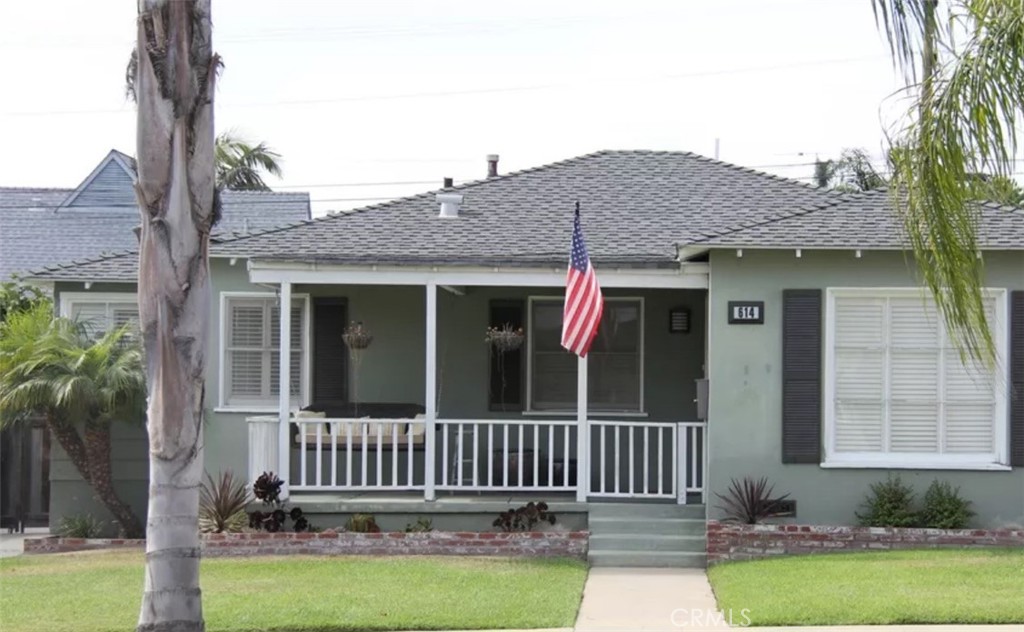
(48, 259, 707, 531)
(706, 249, 1024, 528)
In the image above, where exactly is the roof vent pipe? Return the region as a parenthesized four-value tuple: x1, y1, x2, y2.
(486, 154, 499, 178)
(443, 177, 454, 188)
(436, 192, 463, 218)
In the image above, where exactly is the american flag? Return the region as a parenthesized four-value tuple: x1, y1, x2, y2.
(561, 202, 604, 357)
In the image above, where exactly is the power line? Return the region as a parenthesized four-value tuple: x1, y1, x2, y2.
(2, 55, 887, 117)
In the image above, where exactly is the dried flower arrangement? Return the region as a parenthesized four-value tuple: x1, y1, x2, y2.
(342, 321, 373, 350)
(485, 324, 525, 352)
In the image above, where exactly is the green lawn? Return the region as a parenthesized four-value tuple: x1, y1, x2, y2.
(0, 552, 587, 632)
(708, 548, 1024, 627)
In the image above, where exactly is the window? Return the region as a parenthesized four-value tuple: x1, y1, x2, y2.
(825, 289, 1008, 469)
(528, 297, 643, 412)
(222, 294, 308, 408)
(60, 293, 139, 339)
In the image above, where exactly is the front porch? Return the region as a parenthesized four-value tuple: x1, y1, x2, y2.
(239, 261, 709, 507)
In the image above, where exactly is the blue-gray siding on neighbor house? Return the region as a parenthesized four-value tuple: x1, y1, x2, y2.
(706, 249, 1024, 528)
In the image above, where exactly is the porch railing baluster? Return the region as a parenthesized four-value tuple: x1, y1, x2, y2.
(487, 424, 494, 487)
(361, 422, 368, 487)
(547, 426, 554, 490)
(315, 423, 323, 488)
(643, 426, 649, 495)
(517, 424, 524, 488)
(391, 422, 398, 488)
(299, 423, 307, 487)
(330, 422, 338, 487)
(472, 423, 479, 487)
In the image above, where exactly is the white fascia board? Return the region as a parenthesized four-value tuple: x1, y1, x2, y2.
(247, 261, 708, 289)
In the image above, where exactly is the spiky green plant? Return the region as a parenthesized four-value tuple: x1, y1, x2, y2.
(0, 303, 146, 537)
(199, 471, 251, 533)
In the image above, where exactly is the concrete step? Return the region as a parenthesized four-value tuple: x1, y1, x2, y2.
(588, 550, 707, 568)
(588, 502, 706, 520)
(588, 516, 706, 537)
(589, 534, 706, 553)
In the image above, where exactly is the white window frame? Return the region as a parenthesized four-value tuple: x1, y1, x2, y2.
(59, 292, 138, 333)
(525, 296, 645, 415)
(822, 287, 1010, 471)
(217, 291, 312, 412)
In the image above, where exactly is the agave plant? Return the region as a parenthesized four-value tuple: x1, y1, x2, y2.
(199, 471, 250, 534)
(714, 476, 790, 524)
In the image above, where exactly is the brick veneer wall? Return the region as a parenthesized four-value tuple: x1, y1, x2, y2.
(24, 530, 588, 558)
(707, 520, 1024, 564)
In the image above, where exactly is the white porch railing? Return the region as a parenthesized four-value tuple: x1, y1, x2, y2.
(250, 416, 707, 501)
(291, 418, 427, 491)
(588, 420, 706, 503)
(436, 419, 579, 492)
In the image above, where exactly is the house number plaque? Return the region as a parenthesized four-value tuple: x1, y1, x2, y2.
(727, 301, 764, 324)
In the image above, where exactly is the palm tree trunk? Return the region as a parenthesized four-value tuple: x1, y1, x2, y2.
(45, 415, 92, 485)
(83, 423, 143, 538)
(134, 2, 217, 631)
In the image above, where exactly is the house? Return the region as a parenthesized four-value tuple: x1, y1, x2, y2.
(0, 149, 310, 532)
(0, 149, 311, 280)
(26, 150, 1024, 567)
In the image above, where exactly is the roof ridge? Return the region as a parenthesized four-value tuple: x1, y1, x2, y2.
(0, 186, 75, 192)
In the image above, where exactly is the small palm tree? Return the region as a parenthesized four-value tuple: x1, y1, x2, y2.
(215, 132, 283, 191)
(0, 303, 146, 537)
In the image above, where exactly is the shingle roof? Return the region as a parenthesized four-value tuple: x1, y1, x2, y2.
(0, 149, 311, 279)
(683, 189, 1024, 251)
(26, 150, 1024, 283)
(211, 150, 843, 265)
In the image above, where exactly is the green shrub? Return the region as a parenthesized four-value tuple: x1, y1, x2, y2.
(345, 513, 380, 533)
(57, 514, 104, 538)
(919, 480, 974, 529)
(405, 517, 433, 533)
(856, 475, 918, 527)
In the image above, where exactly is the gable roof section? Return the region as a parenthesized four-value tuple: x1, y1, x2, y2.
(681, 189, 1024, 254)
(62, 150, 138, 208)
(212, 150, 841, 266)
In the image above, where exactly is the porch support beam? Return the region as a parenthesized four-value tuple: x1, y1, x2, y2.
(278, 280, 292, 499)
(249, 264, 708, 289)
(424, 282, 438, 501)
(576, 356, 588, 502)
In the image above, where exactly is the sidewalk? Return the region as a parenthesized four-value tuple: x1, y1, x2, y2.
(572, 567, 1022, 632)
(0, 527, 48, 558)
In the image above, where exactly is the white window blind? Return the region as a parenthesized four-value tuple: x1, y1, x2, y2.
(829, 290, 1004, 467)
(529, 298, 642, 412)
(224, 296, 304, 407)
(69, 298, 139, 338)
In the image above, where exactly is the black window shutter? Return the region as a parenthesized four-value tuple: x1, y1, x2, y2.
(312, 298, 348, 403)
(1010, 291, 1024, 467)
(488, 300, 524, 411)
(782, 289, 822, 464)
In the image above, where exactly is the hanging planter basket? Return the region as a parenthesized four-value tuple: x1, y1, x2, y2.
(486, 325, 525, 352)
(342, 322, 374, 350)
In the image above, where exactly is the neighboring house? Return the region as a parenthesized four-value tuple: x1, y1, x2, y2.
(26, 150, 1024, 567)
(0, 149, 310, 532)
(0, 149, 311, 280)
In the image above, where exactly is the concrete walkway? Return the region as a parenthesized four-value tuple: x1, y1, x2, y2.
(572, 567, 1022, 631)
(0, 527, 47, 558)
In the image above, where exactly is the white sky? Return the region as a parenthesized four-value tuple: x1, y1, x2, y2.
(0, 0, 907, 216)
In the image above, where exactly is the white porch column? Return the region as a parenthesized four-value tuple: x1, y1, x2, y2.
(576, 356, 588, 502)
(424, 282, 437, 501)
(278, 281, 292, 499)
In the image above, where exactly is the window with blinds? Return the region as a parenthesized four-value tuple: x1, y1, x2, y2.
(68, 297, 139, 339)
(826, 289, 1007, 467)
(528, 298, 643, 412)
(224, 296, 305, 407)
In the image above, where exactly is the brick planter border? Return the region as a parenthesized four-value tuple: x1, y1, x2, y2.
(24, 530, 588, 558)
(707, 520, 1024, 564)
